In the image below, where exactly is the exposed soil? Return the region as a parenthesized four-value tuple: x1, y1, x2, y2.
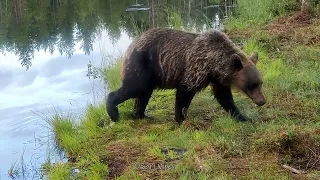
(132, 156, 177, 180)
(226, 11, 320, 48)
(227, 158, 250, 178)
(105, 141, 185, 179)
(268, 10, 313, 32)
(225, 28, 256, 41)
(282, 10, 313, 25)
(182, 119, 213, 131)
(105, 141, 147, 179)
(278, 131, 320, 171)
(194, 144, 218, 159)
(267, 11, 320, 46)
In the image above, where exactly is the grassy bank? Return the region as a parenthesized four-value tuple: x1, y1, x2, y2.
(42, 1, 320, 179)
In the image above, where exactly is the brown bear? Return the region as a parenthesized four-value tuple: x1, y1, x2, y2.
(106, 28, 266, 124)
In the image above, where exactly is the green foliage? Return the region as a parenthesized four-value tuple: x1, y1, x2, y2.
(115, 169, 142, 180)
(109, 120, 135, 139)
(225, 0, 273, 30)
(311, 0, 320, 16)
(240, 32, 320, 98)
(49, 115, 84, 155)
(208, 0, 222, 4)
(73, 152, 109, 179)
(47, 163, 71, 180)
(103, 58, 123, 92)
(225, 0, 300, 30)
(147, 146, 167, 160)
(174, 149, 231, 179)
(291, 46, 320, 63)
(81, 104, 108, 137)
(165, 7, 184, 30)
(47, 113, 111, 179)
(270, 0, 300, 16)
(140, 132, 160, 143)
(51, 117, 76, 139)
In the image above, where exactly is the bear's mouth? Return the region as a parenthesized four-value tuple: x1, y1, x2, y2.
(254, 100, 266, 106)
(248, 89, 266, 106)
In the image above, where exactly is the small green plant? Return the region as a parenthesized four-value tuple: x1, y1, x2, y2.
(165, 7, 184, 30)
(141, 133, 160, 143)
(47, 163, 71, 180)
(148, 146, 166, 159)
(49, 115, 84, 155)
(270, 0, 300, 16)
(81, 104, 108, 137)
(225, 0, 300, 30)
(74, 152, 109, 179)
(311, 0, 320, 16)
(103, 57, 123, 92)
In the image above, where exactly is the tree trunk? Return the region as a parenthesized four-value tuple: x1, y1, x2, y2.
(14, 0, 23, 24)
(301, 0, 311, 14)
(0, 1, 2, 19)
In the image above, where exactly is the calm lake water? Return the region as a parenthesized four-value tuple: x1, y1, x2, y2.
(0, 0, 235, 179)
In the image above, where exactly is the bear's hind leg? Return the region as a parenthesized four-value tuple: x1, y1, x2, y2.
(107, 86, 141, 122)
(211, 84, 251, 121)
(107, 50, 154, 122)
(133, 88, 154, 119)
(107, 91, 119, 121)
(175, 86, 196, 125)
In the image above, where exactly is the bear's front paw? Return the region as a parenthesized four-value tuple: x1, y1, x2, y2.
(107, 105, 119, 122)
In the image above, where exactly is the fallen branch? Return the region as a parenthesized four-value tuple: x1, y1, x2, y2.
(282, 165, 306, 174)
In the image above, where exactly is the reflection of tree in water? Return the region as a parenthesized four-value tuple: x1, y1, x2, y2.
(0, 0, 236, 69)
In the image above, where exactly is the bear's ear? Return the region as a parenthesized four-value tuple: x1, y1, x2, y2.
(250, 51, 259, 65)
(231, 54, 243, 71)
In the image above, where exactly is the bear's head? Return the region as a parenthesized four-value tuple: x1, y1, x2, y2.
(230, 51, 266, 106)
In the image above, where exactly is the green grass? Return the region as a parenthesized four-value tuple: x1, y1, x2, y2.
(46, 163, 71, 180)
(43, 108, 110, 179)
(42, 1, 320, 179)
(225, 0, 300, 30)
(165, 7, 184, 30)
(81, 104, 108, 137)
(49, 115, 83, 156)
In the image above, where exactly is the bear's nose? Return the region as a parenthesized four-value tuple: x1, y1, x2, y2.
(256, 100, 266, 106)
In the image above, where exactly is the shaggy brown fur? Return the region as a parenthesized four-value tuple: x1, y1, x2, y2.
(122, 28, 251, 90)
(107, 28, 266, 124)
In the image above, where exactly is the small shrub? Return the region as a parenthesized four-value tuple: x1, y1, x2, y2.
(270, 0, 300, 16)
(47, 163, 71, 180)
(82, 104, 108, 137)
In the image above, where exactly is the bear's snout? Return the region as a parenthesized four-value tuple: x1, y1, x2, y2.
(255, 99, 266, 106)
(249, 88, 266, 107)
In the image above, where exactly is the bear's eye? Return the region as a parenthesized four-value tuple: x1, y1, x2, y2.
(248, 83, 259, 91)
